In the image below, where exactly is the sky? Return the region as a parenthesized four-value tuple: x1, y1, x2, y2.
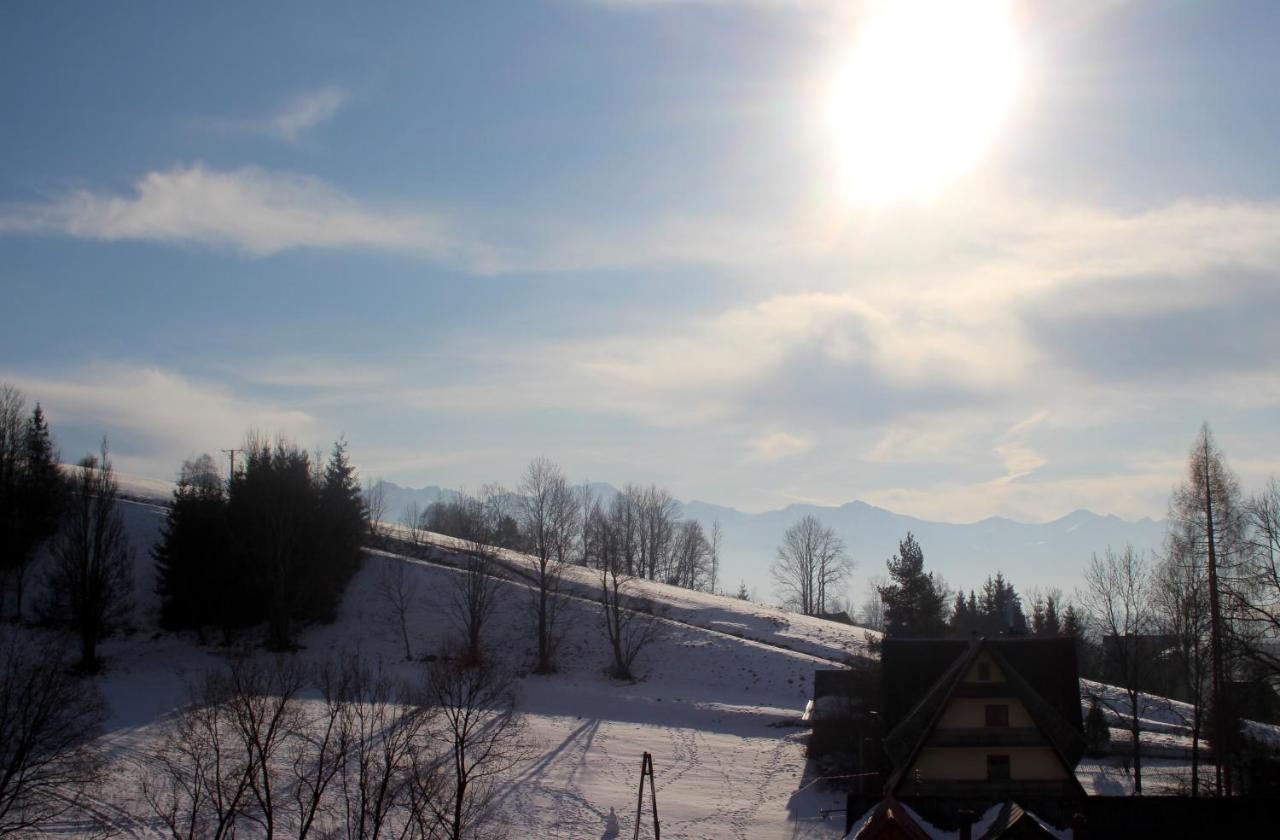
(2, 0, 1279, 523)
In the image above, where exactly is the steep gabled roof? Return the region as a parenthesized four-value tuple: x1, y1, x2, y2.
(881, 637, 1087, 797)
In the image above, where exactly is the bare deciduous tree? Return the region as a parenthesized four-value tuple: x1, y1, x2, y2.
(0, 631, 104, 837)
(364, 477, 388, 543)
(1154, 543, 1211, 795)
(1240, 476, 1280, 677)
(378, 558, 420, 661)
(43, 440, 134, 671)
(859, 574, 887, 631)
(423, 655, 527, 840)
(1169, 423, 1246, 795)
(1082, 545, 1153, 795)
(518, 458, 576, 673)
(600, 560, 663, 681)
(771, 515, 851, 616)
(450, 492, 502, 666)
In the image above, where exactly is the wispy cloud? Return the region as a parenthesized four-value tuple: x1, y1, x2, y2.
(266, 86, 350, 143)
(0, 364, 319, 479)
(0, 164, 458, 258)
(207, 86, 352, 144)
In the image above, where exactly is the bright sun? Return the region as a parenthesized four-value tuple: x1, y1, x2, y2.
(828, 0, 1022, 204)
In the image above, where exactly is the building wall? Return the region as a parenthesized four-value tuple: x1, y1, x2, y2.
(936, 697, 1035, 728)
(909, 746, 1068, 781)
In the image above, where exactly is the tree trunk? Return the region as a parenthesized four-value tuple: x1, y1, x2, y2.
(1129, 688, 1143, 795)
(1190, 698, 1201, 797)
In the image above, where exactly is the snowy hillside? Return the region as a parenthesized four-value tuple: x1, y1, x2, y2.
(48, 496, 871, 839)
(40, 479, 1278, 837)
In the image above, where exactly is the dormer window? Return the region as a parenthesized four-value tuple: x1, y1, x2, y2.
(977, 661, 991, 681)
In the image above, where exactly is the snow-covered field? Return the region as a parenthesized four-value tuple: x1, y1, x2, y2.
(31, 474, 1280, 836)
(39, 495, 868, 838)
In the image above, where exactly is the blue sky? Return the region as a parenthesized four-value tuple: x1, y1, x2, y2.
(3, 0, 1278, 522)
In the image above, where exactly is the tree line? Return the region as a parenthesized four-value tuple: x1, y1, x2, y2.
(154, 433, 367, 650)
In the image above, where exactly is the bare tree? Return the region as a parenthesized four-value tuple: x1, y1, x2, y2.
(638, 486, 678, 582)
(451, 494, 501, 666)
(378, 558, 420, 661)
(668, 519, 712, 590)
(43, 440, 134, 671)
(1082, 545, 1153, 795)
(226, 657, 306, 838)
(335, 657, 432, 840)
(518, 458, 576, 673)
(143, 669, 254, 839)
(364, 477, 388, 543)
(771, 515, 850, 616)
(401, 501, 424, 549)
(1240, 476, 1280, 676)
(423, 655, 527, 840)
(1154, 544, 1211, 795)
(858, 574, 887, 631)
(600, 560, 663, 681)
(0, 630, 104, 836)
(1169, 423, 1246, 795)
(709, 520, 722, 595)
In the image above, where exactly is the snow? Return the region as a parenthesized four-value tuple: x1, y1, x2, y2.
(40, 500, 857, 838)
(31, 496, 1279, 837)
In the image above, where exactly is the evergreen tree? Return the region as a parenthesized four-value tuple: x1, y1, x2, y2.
(315, 438, 366, 620)
(878, 532, 946, 637)
(153, 455, 233, 640)
(12, 404, 64, 620)
(976, 572, 1026, 634)
(1031, 594, 1046, 635)
(1043, 593, 1061, 636)
(1084, 696, 1111, 757)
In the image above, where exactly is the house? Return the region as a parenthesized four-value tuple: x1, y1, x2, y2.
(879, 636, 1086, 801)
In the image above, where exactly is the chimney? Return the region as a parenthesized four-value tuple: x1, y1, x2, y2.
(958, 809, 976, 840)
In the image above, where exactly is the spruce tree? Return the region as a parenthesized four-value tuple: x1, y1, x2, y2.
(13, 403, 64, 620)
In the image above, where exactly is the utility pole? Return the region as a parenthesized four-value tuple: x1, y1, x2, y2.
(220, 448, 242, 486)
(633, 752, 660, 840)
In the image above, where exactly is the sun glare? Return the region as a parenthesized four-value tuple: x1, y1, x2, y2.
(828, 0, 1022, 204)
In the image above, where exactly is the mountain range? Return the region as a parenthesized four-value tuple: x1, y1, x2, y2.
(374, 480, 1167, 613)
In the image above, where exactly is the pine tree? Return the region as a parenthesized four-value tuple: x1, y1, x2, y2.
(878, 532, 946, 637)
(315, 438, 366, 620)
(1043, 593, 1061, 636)
(1084, 696, 1111, 757)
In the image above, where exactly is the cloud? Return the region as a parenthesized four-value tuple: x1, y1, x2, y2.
(0, 164, 460, 258)
(0, 364, 319, 479)
(267, 86, 350, 143)
(746, 431, 813, 462)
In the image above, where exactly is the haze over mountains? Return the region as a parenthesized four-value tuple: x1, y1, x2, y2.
(375, 480, 1167, 610)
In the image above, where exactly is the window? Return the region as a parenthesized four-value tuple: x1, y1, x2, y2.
(987, 754, 1011, 782)
(985, 704, 1009, 727)
(976, 661, 991, 681)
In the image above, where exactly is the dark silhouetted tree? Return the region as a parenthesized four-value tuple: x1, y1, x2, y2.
(878, 533, 946, 637)
(154, 454, 233, 640)
(43, 440, 134, 671)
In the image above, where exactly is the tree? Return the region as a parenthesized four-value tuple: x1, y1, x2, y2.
(734, 581, 752, 601)
(976, 572, 1026, 635)
(424, 655, 527, 840)
(518, 458, 575, 673)
(1084, 696, 1111, 759)
(878, 533, 946, 637)
(450, 493, 501, 666)
(154, 454, 232, 640)
(377, 557, 419, 661)
(362, 476, 387, 542)
(771, 515, 851, 616)
(1240, 477, 1280, 676)
(0, 630, 104, 836)
(1154, 543, 1211, 795)
(0, 390, 65, 623)
(860, 574, 888, 632)
(1082, 545, 1153, 795)
(230, 436, 317, 650)
(1169, 423, 1246, 795)
(600, 558, 663, 681)
(43, 440, 134, 671)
